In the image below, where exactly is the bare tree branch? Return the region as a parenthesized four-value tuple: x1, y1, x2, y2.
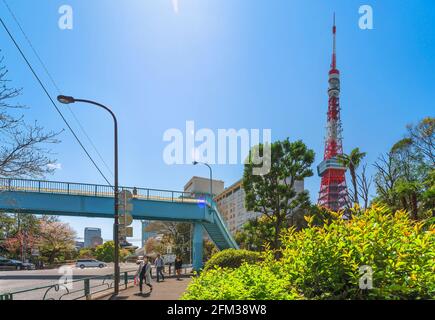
(0, 54, 61, 178)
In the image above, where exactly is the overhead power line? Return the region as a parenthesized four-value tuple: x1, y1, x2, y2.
(0, 16, 113, 187)
(1, 0, 114, 178)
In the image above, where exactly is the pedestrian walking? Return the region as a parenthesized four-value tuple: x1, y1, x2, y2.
(136, 256, 153, 295)
(175, 255, 183, 281)
(155, 254, 165, 282)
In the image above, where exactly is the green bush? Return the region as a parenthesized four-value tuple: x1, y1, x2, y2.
(183, 263, 302, 300)
(203, 249, 262, 272)
(279, 205, 435, 299)
(183, 206, 435, 300)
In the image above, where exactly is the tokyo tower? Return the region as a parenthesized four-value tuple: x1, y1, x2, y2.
(317, 15, 348, 211)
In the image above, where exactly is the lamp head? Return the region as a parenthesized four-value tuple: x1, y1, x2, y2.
(57, 95, 75, 104)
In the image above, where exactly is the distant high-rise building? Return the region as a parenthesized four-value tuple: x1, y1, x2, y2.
(141, 220, 157, 248)
(84, 227, 103, 248)
(75, 241, 84, 251)
(215, 180, 306, 235)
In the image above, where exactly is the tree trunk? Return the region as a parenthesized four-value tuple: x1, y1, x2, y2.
(411, 193, 419, 220)
(350, 168, 359, 206)
(48, 249, 58, 264)
(273, 217, 283, 259)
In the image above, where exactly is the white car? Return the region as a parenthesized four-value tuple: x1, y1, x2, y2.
(76, 259, 107, 269)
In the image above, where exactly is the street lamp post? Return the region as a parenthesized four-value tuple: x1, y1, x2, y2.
(193, 161, 213, 197)
(191, 161, 212, 271)
(57, 95, 121, 296)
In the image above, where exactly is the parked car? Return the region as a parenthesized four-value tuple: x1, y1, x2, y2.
(76, 259, 107, 269)
(0, 257, 34, 270)
(21, 261, 36, 270)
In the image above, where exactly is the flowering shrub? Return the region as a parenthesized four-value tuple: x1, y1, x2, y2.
(183, 206, 435, 300)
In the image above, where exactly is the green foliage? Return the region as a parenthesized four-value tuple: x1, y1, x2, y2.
(203, 249, 262, 272)
(184, 206, 435, 300)
(337, 147, 367, 206)
(203, 239, 218, 262)
(182, 263, 302, 300)
(374, 118, 434, 220)
(235, 216, 276, 251)
(78, 248, 95, 259)
(94, 241, 129, 262)
(280, 205, 434, 299)
(243, 139, 315, 249)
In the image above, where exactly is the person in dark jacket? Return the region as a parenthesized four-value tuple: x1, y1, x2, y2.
(175, 256, 183, 281)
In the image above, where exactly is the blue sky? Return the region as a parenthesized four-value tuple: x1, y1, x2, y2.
(1, 0, 434, 246)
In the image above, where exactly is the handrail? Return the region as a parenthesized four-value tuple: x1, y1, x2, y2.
(0, 269, 138, 300)
(209, 200, 240, 249)
(0, 177, 209, 204)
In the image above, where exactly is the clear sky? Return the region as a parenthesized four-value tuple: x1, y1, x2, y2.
(1, 0, 434, 246)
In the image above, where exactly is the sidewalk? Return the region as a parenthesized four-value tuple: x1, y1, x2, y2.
(99, 277, 192, 300)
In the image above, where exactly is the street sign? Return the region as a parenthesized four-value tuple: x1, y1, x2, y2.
(118, 190, 134, 240)
(119, 190, 133, 203)
(119, 226, 133, 238)
(119, 203, 133, 212)
(120, 212, 133, 226)
(163, 254, 176, 264)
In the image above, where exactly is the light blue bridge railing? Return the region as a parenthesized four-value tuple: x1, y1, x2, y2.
(0, 178, 239, 270)
(0, 177, 205, 204)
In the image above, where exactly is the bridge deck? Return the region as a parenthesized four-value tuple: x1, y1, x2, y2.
(0, 178, 239, 267)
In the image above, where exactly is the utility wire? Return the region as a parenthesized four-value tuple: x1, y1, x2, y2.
(0, 16, 113, 188)
(2, 0, 115, 178)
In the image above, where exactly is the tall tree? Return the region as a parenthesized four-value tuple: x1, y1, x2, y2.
(0, 53, 60, 178)
(145, 221, 191, 257)
(356, 164, 373, 210)
(38, 220, 75, 264)
(243, 139, 315, 251)
(374, 118, 434, 219)
(374, 152, 401, 209)
(337, 148, 367, 206)
(406, 117, 434, 167)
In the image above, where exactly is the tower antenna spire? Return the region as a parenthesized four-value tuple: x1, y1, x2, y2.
(332, 13, 337, 70)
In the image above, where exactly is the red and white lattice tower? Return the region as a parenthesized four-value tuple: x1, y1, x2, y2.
(317, 15, 348, 211)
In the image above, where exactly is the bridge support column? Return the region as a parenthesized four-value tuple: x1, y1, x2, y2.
(192, 223, 204, 272)
(141, 220, 149, 248)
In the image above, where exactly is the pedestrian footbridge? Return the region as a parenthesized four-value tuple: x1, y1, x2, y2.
(0, 178, 239, 270)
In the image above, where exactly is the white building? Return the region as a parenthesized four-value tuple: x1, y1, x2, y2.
(184, 176, 225, 197)
(183, 175, 306, 236)
(215, 179, 305, 235)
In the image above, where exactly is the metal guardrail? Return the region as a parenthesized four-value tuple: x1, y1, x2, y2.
(0, 178, 208, 204)
(0, 269, 137, 301)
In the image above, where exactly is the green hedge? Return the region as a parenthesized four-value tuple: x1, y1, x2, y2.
(184, 206, 435, 300)
(203, 249, 262, 272)
(183, 263, 302, 300)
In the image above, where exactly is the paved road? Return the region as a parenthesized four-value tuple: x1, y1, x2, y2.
(0, 263, 138, 300)
(102, 277, 192, 301)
